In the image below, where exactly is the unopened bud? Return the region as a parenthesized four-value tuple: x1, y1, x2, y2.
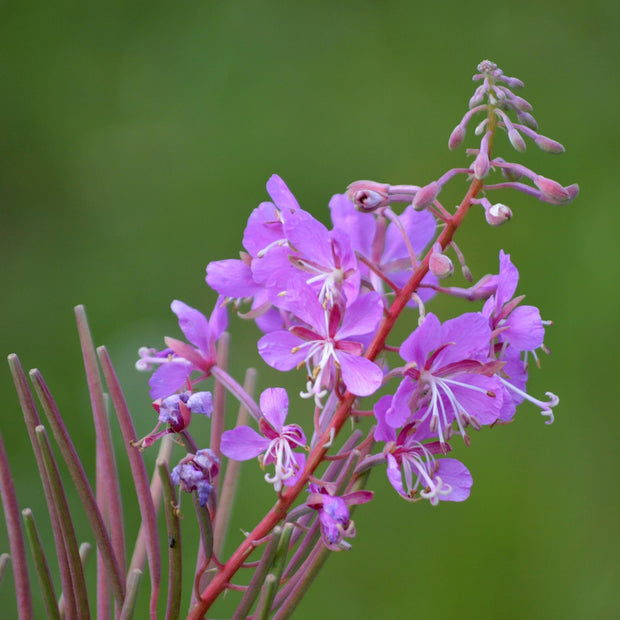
(429, 243, 454, 279)
(474, 118, 488, 136)
(564, 184, 580, 202)
(501, 166, 523, 182)
(485, 202, 512, 226)
(448, 123, 466, 150)
(509, 94, 533, 112)
(500, 76, 525, 89)
(534, 135, 565, 154)
(346, 180, 390, 211)
(534, 175, 571, 204)
(469, 85, 485, 108)
(516, 110, 538, 130)
(508, 128, 526, 153)
(412, 181, 440, 211)
(473, 149, 490, 180)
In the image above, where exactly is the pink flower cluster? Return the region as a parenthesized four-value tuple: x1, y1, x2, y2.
(136, 60, 574, 558)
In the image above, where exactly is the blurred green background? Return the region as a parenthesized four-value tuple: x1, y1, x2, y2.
(1, 1, 618, 618)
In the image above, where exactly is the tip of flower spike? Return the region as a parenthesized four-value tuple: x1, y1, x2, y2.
(477, 59, 498, 75)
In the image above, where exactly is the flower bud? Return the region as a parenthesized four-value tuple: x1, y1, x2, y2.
(534, 135, 565, 154)
(500, 76, 525, 89)
(485, 202, 512, 226)
(508, 94, 533, 112)
(468, 85, 485, 108)
(501, 166, 523, 182)
(564, 184, 580, 202)
(448, 123, 466, 150)
(412, 181, 440, 211)
(171, 449, 220, 506)
(473, 149, 490, 180)
(346, 180, 390, 211)
(474, 118, 488, 136)
(508, 128, 526, 153)
(516, 110, 538, 130)
(534, 175, 571, 203)
(429, 243, 454, 279)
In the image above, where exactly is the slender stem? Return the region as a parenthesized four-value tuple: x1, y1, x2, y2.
(22, 508, 61, 620)
(97, 346, 161, 620)
(129, 435, 173, 575)
(0, 434, 32, 620)
(7, 355, 76, 619)
(232, 527, 282, 620)
(271, 543, 330, 620)
(210, 365, 260, 420)
(211, 332, 229, 470)
(157, 460, 183, 620)
(213, 368, 256, 558)
(0, 553, 10, 584)
(119, 569, 143, 620)
(29, 368, 125, 608)
(75, 306, 127, 588)
(255, 574, 278, 620)
(35, 425, 91, 619)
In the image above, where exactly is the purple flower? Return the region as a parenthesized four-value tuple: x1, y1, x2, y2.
(257, 287, 384, 404)
(329, 193, 438, 305)
(220, 388, 306, 492)
(307, 483, 373, 551)
(483, 250, 545, 352)
(171, 449, 220, 506)
(137, 298, 227, 400)
(482, 251, 559, 423)
(386, 312, 504, 447)
(134, 390, 213, 450)
(376, 396, 472, 504)
(206, 175, 300, 302)
(251, 208, 361, 309)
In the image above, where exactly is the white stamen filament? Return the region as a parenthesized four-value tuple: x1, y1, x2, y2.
(499, 377, 557, 424)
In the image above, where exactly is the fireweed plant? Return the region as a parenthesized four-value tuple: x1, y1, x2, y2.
(2, 61, 577, 619)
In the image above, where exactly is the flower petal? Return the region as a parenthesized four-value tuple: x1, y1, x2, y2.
(435, 458, 472, 502)
(220, 426, 269, 460)
(149, 362, 192, 400)
(259, 387, 289, 429)
(338, 352, 383, 397)
(171, 300, 210, 352)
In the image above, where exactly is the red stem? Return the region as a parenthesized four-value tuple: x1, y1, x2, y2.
(187, 177, 483, 619)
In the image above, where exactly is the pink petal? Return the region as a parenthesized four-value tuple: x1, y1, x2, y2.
(220, 426, 268, 460)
